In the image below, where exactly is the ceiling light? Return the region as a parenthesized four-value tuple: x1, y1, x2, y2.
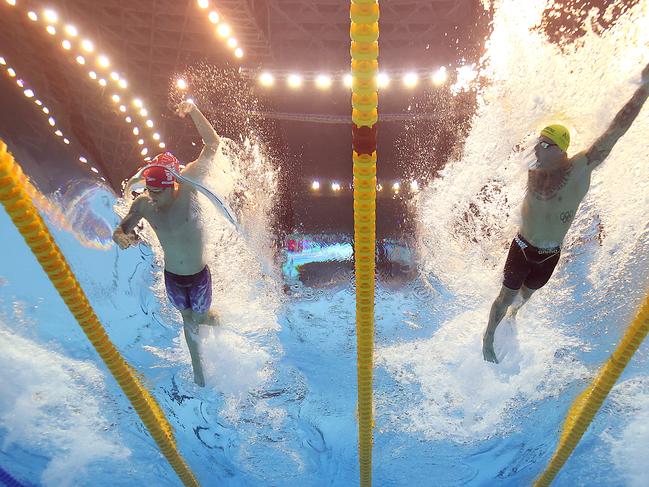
(234, 48, 243, 58)
(46, 26, 56, 36)
(97, 56, 110, 68)
(287, 74, 302, 88)
(403, 72, 418, 88)
(76, 55, 85, 65)
(27, 11, 38, 21)
(61, 40, 72, 50)
(81, 40, 94, 52)
(431, 66, 448, 86)
(259, 72, 274, 87)
(377, 72, 390, 89)
(176, 78, 187, 90)
(343, 74, 353, 88)
(227, 38, 237, 49)
(208, 11, 220, 24)
(64, 25, 78, 37)
(43, 9, 59, 24)
(315, 74, 332, 89)
(197, 0, 209, 8)
(217, 23, 231, 38)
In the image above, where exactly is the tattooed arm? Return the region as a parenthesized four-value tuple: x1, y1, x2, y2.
(584, 62, 649, 170)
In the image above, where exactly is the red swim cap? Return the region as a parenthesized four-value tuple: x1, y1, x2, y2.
(142, 165, 175, 188)
(142, 152, 180, 188)
(151, 152, 180, 172)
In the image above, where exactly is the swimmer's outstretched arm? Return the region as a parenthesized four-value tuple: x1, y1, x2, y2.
(583, 62, 649, 170)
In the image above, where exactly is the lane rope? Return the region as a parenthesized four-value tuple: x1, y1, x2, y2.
(0, 140, 201, 487)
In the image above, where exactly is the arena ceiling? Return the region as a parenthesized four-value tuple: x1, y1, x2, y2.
(0, 0, 489, 182)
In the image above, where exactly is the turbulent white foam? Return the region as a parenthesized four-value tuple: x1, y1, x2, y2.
(377, 306, 588, 441)
(605, 377, 649, 487)
(0, 322, 129, 487)
(201, 326, 271, 396)
(386, 0, 649, 442)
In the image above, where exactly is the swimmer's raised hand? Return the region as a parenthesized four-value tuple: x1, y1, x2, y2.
(642, 62, 649, 85)
(176, 100, 196, 118)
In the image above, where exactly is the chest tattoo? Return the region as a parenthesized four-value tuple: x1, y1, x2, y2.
(529, 166, 572, 201)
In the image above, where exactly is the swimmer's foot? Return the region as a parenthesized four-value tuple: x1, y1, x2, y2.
(194, 372, 206, 387)
(482, 333, 499, 364)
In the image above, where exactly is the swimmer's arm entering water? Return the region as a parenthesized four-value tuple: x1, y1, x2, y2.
(112, 195, 146, 249)
(581, 62, 649, 171)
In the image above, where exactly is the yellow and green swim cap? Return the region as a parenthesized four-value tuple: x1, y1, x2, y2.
(540, 124, 570, 152)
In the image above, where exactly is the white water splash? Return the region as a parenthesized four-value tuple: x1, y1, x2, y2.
(382, 0, 649, 442)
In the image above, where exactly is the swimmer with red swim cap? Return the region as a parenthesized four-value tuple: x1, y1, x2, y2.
(113, 100, 223, 386)
(483, 61, 649, 364)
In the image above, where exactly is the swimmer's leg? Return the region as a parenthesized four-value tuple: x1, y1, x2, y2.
(193, 309, 221, 327)
(510, 285, 536, 318)
(483, 285, 518, 363)
(180, 308, 205, 387)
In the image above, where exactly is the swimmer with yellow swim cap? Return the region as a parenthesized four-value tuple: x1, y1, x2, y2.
(483, 61, 649, 364)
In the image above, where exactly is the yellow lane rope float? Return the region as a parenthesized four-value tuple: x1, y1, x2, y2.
(350, 1, 379, 486)
(0, 140, 200, 487)
(534, 291, 649, 486)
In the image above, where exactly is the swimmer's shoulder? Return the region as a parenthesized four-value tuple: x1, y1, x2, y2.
(569, 151, 590, 177)
(131, 194, 153, 218)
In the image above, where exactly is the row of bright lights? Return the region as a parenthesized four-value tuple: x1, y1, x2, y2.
(311, 180, 419, 193)
(255, 66, 478, 91)
(195, 0, 244, 59)
(1, 54, 104, 180)
(4, 1, 167, 159)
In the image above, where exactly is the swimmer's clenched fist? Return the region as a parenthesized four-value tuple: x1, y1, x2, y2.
(112, 226, 139, 249)
(175, 100, 196, 118)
